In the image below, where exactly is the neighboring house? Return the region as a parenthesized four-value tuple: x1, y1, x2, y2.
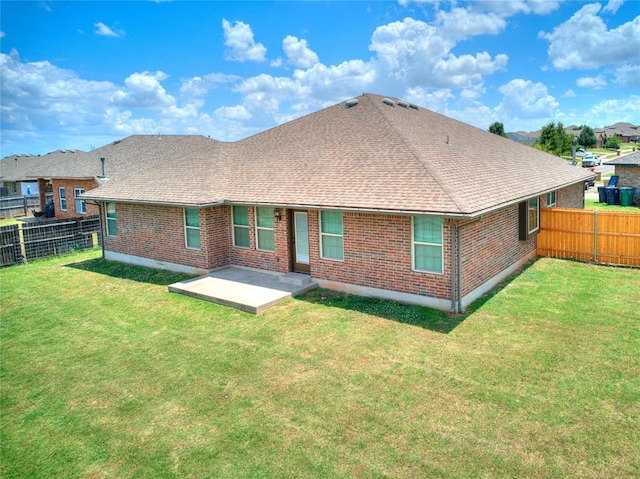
(0, 153, 58, 198)
(24, 135, 217, 219)
(84, 93, 594, 312)
(604, 151, 640, 190)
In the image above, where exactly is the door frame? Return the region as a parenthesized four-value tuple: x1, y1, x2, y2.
(290, 210, 311, 273)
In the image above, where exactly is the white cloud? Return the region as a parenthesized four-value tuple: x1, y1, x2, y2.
(615, 64, 640, 88)
(222, 19, 267, 63)
(370, 17, 508, 90)
(110, 71, 175, 109)
(540, 4, 640, 70)
(94, 22, 124, 38)
(437, 7, 506, 41)
(587, 95, 640, 126)
(603, 0, 624, 14)
(214, 105, 252, 120)
(433, 52, 508, 88)
(497, 79, 559, 119)
(0, 31, 5, 38)
(576, 74, 607, 89)
(563, 89, 576, 98)
(282, 36, 320, 69)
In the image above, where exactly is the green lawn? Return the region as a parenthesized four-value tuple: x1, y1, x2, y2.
(2, 251, 639, 478)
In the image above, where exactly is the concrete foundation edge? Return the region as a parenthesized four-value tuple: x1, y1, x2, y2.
(104, 251, 208, 276)
(314, 279, 452, 311)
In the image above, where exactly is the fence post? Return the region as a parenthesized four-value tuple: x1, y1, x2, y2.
(23, 195, 28, 216)
(593, 210, 598, 263)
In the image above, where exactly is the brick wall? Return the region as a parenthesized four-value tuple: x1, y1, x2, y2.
(52, 179, 99, 219)
(229, 207, 290, 273)
(614, 165, 640, 189)
(458, 205, 535, 297)
(554, 182, 586, 208)
(308, 211, 453, 300)
(103, 203, 230, 271)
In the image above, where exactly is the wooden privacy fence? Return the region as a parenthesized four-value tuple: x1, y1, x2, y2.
(538, 208, 640, 267)
(0, 215, 101, 267)
(0, 193, 54, 219)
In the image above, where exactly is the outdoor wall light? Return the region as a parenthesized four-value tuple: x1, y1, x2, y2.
(273, 208, 282, 222)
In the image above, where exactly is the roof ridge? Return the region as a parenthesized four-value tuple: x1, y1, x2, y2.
(367, 94, 469, 214)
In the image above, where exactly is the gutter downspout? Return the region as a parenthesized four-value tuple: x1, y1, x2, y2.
(87, 200, 105, 259)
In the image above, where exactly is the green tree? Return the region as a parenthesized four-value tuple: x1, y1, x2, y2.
(605, 134, 621, 149)
(536, 122, 574, 157)
(488, 121, 507, 137)
(577, 125, 597, 148)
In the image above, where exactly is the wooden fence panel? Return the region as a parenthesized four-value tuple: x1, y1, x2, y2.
(538, 208, 640, 267)
(0, 193, 54, 219)
(596, 213, 640, 266)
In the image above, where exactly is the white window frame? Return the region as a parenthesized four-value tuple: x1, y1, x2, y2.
(546, 191, 557, 207)
(319, 210, 344, 261)
(412, 217, 444, 275)
(255, 207, 275, 252)
(528, 197, 540, 234)
(74, 188, 86, 214)
(232, 206, 251, 248)
(59, 187, 67, 211)
(184, 207, 201, 250)
(106, 202, 117, 237)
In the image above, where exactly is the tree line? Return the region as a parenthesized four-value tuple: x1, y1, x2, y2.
(487, 121, 621, 157)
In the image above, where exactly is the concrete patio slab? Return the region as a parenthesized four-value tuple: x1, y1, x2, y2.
(168, 267, 317, 314)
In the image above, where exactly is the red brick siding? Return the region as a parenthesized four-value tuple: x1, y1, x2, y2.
(52, 179, 99, 219)
(229, 207, 290, 273)
(102, 203, 230, 271)
(308, 211, 453, 300)
(614, 165, 640, 189)
(459, 205, 535, 297)
(555, 183, 586, 208)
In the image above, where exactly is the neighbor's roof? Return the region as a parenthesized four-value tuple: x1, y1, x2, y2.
(84, 93, 593, 217)
(0, 152, 62, 182)
(23, 135, 217, 182)
(603, 151, 640, 166)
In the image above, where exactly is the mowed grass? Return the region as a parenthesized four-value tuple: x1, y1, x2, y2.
(1, 251, 639, 478)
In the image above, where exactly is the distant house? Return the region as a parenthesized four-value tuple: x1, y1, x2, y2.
(84, 93, 593, 312)
(0, 153, 56, 198)
(23, 135, 216, 219)
(604, 151, 640, 192)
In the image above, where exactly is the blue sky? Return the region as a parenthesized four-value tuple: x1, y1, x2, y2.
(1, 0, 639, 156)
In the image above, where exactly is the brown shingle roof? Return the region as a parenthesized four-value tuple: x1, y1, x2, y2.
(23, 135, 216, 182)
(84, 93, 593, 216)
(604, 151, 640, 166)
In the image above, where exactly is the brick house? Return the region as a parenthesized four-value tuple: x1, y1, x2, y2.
(84, 93, 593, 312)
(604, 152, 640, 203)
(24, 135, 216, 219)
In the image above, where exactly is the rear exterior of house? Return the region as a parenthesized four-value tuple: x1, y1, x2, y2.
(99, 181, 584, 311)
(87, 93, 593, 311)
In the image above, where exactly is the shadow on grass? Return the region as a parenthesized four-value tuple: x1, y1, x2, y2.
(296, 260, 536, 334)
(66, 258, 195, 286)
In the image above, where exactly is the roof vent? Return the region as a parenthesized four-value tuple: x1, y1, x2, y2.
(397, 100, 409, 108)
(61, 150, 66, 153)
(382, 97, 396, 106)
(345, 98, 359, 108)
(409, 103, 419, 110)
(112, 140, 121, 145)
